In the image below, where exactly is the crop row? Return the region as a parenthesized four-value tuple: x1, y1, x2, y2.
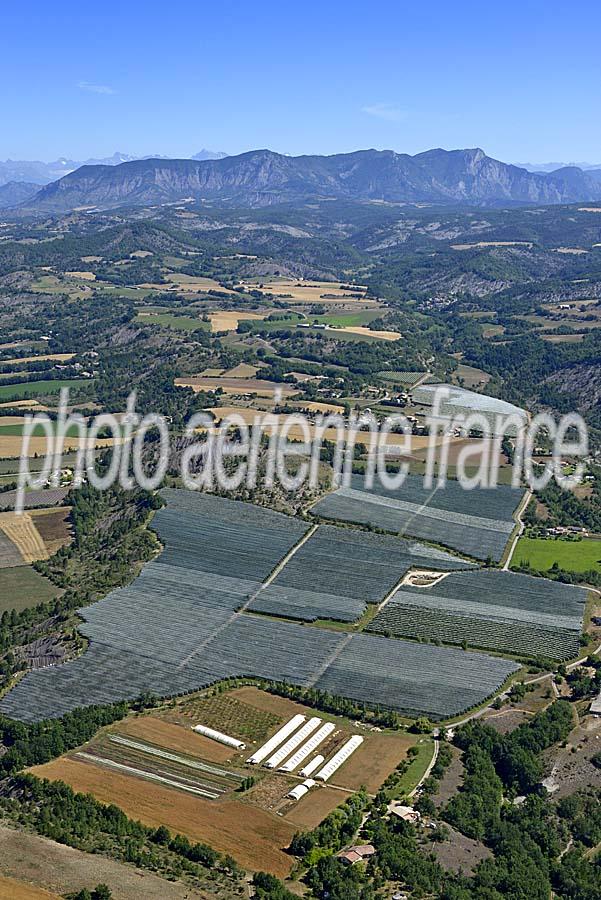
(370, 604, 580, 660)
(249, 524, 471, 623)
(314, 491, 510, 561)
(0, 490, 520, 723)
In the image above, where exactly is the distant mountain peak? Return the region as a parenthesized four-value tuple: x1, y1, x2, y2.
(191, 148, 228, 161)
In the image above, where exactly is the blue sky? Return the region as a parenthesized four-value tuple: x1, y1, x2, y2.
(2, 0, 600, 164)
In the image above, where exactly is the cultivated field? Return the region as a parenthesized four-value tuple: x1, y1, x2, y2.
(209, 310, 267, 333)
(116, 714, 237, 762)
(30, 507, 72, 555)
(0, 530, 23, 568)
(30, 757, 296, 877)
(513, 536, 601, 574)
(227, 686, 418, 792)
(0, 353, 74, 366)
(239, 278, 371, 304)
(1, 491, 519, 722)
(249, 524, 472, 623)
(175, 375, 297, 397)
(0, 565, 60, 614)
(376, 370, 428, 387)
(331, 325, 401, 341)
(136, 312, 209, 331)
(0, 378, 91, 402)
(313, 473, 522, 562)
(0, 511, 48, 563)
(369, 569, 587, 659)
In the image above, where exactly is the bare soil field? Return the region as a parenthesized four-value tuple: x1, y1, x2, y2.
(29, 757, 296, 877)
(206, 408, 498, 462)
(480, 708, 532, 734)
(428, 824, 492, 875)
(115, 714, 236, 763)
(452, 363, 491, 388)
(432, 747, 465, 808)
(543, 716, 601, 798)
(30, 507, 72, 555)
(284, 785, 351, 829)
(335, 732, 415, 792)
(542, 333, 585, 343)
(0, 826, 211, 899)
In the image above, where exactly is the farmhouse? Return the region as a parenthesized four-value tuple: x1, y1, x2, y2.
(337, 844, 376, 865)
(390, 805, 421, 824)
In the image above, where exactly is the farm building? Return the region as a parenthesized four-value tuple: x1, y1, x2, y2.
(590, 689, 601, 715)
(390, 805, 421, 823)
(337, 844, 376, 865)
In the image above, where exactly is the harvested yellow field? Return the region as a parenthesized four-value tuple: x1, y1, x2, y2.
(239, 279, 371, 304)
(0, 416, 27, 426)
(65, 271, 96, 280)
(332, 325, 401, 341)
(451, 241, 533, 250)
(0, 435, 117, 459)
(0, 874, 59, 900)
(552, 247, 588, 255)
(130, 249, 154, 258)
(0, 512, 48, 563)
(81, 255, 103, 262)
(0, 399, 42, 409)
(209, 311, 266, 333)
(0, 353, 74, 366)
(298, 401, 346, 414)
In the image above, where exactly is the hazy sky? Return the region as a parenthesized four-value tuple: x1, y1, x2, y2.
(2, 0, 600, 163)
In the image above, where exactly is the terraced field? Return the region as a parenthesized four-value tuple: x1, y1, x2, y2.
(369, 569, 587, 659)
(0, 491, 519, 723)
(312, 473, 523, 561)
(249, 525, 473, 622)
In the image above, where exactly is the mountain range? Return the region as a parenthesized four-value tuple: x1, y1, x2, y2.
(0, 150, 228, 187)
(517, 160, 601, 174)
(11, 147, 601, 215)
